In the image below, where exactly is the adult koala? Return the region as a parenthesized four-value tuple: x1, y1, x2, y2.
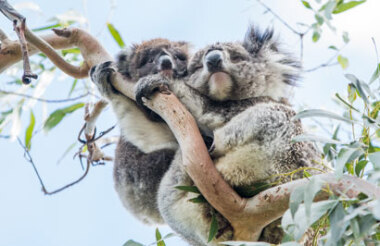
(135, 26, 324, 245)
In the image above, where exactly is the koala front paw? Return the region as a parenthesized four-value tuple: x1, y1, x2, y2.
(135, 75, 171, 122)
(90, 61, 117, 98)
(135, 75, 171, 108)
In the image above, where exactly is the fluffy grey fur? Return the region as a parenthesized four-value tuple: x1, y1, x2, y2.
(90, 39, 189, 224)
(135, 26, 323, 245)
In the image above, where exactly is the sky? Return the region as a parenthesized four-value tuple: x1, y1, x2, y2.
(0, 0, 380, 246)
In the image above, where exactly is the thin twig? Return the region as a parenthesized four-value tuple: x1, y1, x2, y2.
(255, 0, 302, 36)
(0, 90, 90, 103)
(17, 136, 91, 195)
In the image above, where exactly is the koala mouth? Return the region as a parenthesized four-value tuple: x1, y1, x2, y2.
(208, 72, 233, 101)
(160, 69, 173, 78)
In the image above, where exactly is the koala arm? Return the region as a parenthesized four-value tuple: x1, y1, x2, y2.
(211, 102, 298, 156)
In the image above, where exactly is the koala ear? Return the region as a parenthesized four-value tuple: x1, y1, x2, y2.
(116, 46, 135, 78)
(174, 41, 190, 53)
(243, 25, 274, 54)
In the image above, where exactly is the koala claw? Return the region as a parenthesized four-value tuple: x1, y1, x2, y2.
(90, 61, 117, 97)
(135, 77, 170, 109)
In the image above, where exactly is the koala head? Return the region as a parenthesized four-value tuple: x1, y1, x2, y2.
(187, 25, 301, 101)
(117, 38, 189, 81)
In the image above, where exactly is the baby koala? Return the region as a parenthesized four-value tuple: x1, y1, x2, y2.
(90, 38, 189, 224)
(135, 26, 323, 245)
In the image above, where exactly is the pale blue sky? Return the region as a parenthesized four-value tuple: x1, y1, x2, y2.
(0, 1, 379, 246)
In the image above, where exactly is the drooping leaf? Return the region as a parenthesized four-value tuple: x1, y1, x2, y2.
(328, 203, 348, 244)
(68, 79, 78, 97)
(335, 148, 364, 178)
(301, 1, 312, 9)
(294, 109, 356, 124)
(32, 23, 62, 32)
(304, 176, 324, 221)
(123, 240, 144, 246)
(314, 14, 324, 25)
(107, 23, 125, 48)
(189, 195, 207, 203)
(368, 152, 380, 168)
(25, 111, 35, 150)
(155, 228, 165, 246)
(175, 185, 200, 194)
(43, 103, 84, 132)
(337, 55, 349, 69)
(234, 182, 273, 198)
(292, 134, 343, 144)
(208, 210, 218, 242)
(312, 30, 321, 42)
(328, 45, 338, 50)
(369, 63, 380, 84)
(289, 185, 305, 219)
(335, 93, 360, 112)
(342, 31, 350, 43)
(345, 74, 369, 103)
(354, 160, 368, 176)
(282, 200, 338, 240)
(333, 0, 366, 14)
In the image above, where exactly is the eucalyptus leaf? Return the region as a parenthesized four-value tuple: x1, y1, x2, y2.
(289, 185, 305, 219)
(107, 23, 125, 48)
(335, 148, 364, 179)
(292, 134, 343, 144)
(368, 152, 380, 168)
(369, 63, 380, 84)
(208, 210, 218, 242)
(333, 0, 366, 14)
(155, 228, 165, 246)
(304, 176, 324, 221)
(294, 109, 356, 124)
(25, 111, 35, 151)
(175, 186, 200, 193)
(345, 74, 368, 103)
(337, 55, 349, 69)
(43, 103, 84, 132)
(123, 240, 144, 246)
(220, 242, 271, 246)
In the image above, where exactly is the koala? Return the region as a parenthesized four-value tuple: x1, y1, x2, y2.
(90, 38, 189, 224)
(135, 26, 324, 245)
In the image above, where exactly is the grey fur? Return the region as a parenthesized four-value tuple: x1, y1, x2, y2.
(135, 25, 324, 245)
(90, 39, 189, 224)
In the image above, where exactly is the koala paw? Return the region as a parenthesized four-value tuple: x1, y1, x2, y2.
(134, 75, 171, 122)
(90, 61, 117, 98)
(135, 75, 171, 108)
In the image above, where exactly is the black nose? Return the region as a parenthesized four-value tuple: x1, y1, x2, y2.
(160, 57, 172, 70)
(206, 53, 222, 72)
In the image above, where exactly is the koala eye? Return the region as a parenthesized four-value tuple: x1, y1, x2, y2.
(230, 54, 245, 63)
(175, 53, 187, 61)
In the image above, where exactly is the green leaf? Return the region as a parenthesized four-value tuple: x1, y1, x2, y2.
(25, 111, 35, 151)
(342, 31, 350, 43)
(282, 200, 338, 240)
(304, 177, 324, 221)
(328, 203, 348, 244)
(123, 240, 144, 246)
(68, 79, 78, 97)
(289, 185, 305, 219)
(314, 14, 324, 25)
(369, 63, 380, 84)
(62, 48, 81, 56)
(354, 160, 368, 176)
(155, 228, 165, 246)
(189, 195, 207, 203)
(337, 55, 349, 69)
(335, 93, 360, 112)
(345, 74, 369, 103)
(107, 22, 125, 48)
(234, 182, 273, 198)
(220, 242, 271, 246)
(333, 0, 366, 14)
(335, 148, 364, 178)
(43, 103, 84, 132)
(292, 134, 343, 144)
(328, 45, 338, 50)
(302, 1, 312, 9)
(294, 109, 356, 124)
(312, 30, 321, 42)
(175, 185, 200, 193)
(208, 210, 218, 242)
(32, 23, 62, 32)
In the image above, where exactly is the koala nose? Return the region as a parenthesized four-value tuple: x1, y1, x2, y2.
(206, 50, 223, 72)
(159, 55, 173, 70)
